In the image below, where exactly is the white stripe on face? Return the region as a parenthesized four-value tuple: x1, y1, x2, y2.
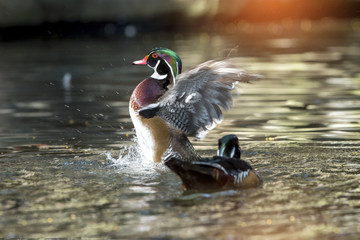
(150, 60, 167, 80)
(163, 59, 176, 85)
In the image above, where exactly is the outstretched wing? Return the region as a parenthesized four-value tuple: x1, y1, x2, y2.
(139, 59, 261, 139)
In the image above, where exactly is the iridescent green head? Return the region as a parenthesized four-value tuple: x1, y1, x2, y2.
(133, 47, 182, 86)
(217, 135, 241, 159)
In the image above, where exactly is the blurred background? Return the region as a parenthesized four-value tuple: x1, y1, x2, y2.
(1, 0, 360, 40)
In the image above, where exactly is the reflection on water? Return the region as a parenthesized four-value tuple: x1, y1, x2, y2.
(0, 21, 360, 239)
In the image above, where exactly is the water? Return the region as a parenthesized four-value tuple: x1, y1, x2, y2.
(1, 21, 360, 238)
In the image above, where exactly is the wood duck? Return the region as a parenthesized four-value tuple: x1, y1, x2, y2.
(130, 48, 260, 163)
(164, 134, 262, 191)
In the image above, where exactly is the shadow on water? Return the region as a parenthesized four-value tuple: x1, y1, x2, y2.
(0, 21, 360, 238)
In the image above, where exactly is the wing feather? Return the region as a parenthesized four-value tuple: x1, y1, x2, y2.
(139, 59, 261, 138)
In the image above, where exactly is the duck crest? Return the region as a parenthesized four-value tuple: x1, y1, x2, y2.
(155, 48, 182, 83)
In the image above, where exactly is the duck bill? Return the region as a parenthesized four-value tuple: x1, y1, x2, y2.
(132, 55, 149, 65)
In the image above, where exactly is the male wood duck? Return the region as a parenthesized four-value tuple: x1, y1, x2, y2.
(164, 134, 262, 191)
(130, 47, 260, 163)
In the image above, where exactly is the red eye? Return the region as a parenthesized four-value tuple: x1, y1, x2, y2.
(152, 53, 158, 58)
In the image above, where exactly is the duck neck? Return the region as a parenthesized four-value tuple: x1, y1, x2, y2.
(156, 75, 173, 90)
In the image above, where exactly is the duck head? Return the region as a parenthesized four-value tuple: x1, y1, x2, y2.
(217, 134, 241, 159)
(133, 48, 182, 87)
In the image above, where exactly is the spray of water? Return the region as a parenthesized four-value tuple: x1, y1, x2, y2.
(104, 138, 167, 179)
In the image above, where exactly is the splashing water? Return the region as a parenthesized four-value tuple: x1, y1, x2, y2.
(104, 140, 168, 178)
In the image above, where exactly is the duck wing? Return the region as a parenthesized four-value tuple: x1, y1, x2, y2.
(165, 156, 259, 190)
(191, 157, 254, 187)
(139, 59, 261, 139)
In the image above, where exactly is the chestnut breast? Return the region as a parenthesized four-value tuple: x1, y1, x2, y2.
(129, 78, 170, 163)
(130, 78, 165, 111)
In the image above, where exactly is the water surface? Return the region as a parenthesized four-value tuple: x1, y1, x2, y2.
(0, 22, 359, 239)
